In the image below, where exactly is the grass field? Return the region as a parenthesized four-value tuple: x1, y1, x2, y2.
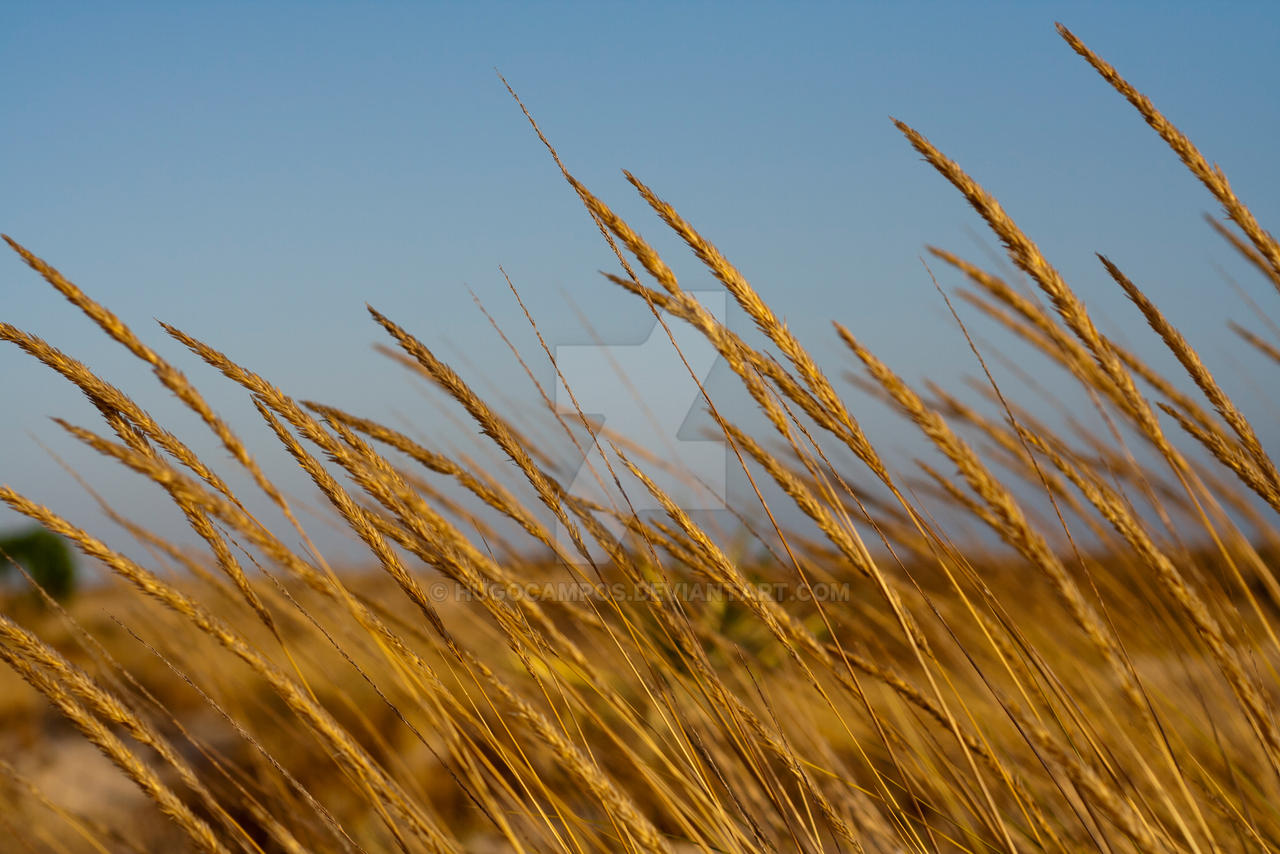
(2, 23, 1280, 853)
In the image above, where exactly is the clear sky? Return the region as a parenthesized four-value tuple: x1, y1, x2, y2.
(3, 2, 1278, 565)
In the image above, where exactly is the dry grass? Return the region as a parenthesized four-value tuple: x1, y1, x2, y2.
(2, 22, 1279, 853)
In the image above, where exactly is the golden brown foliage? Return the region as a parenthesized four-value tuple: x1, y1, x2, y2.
(1, 23, 1279, 854)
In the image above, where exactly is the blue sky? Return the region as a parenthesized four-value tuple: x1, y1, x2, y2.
(3, 2, 1278, 564)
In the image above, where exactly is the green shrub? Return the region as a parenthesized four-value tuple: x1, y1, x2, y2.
(0, 526, 77, 600)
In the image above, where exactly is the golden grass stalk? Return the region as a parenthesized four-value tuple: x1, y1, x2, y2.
(0, 486, 462, 854)
(0, 618, 230, 854)
(1231, 321, 1280, 366)
(1101, 254, 1280, 509)
(1055, 23, 1280, 288)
